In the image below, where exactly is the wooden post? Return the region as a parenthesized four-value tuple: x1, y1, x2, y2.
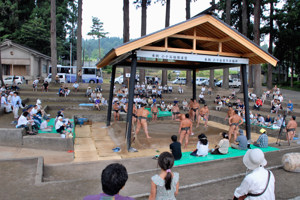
(242, 64, 251, 140)
(107, 65, 116, 126)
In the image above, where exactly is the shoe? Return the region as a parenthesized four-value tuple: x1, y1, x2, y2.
(128, 147, 138, 152)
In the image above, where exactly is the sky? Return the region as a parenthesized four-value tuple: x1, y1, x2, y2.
(82, 0, 217, 39)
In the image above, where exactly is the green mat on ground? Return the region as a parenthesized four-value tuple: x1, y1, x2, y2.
(174, 145, 280, 166)
(145, 107, 172, 118)
(38, 118, 75, 136)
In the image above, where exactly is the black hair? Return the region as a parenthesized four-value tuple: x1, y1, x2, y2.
(185, 113, 189, 118)
(222, 132, 229, 139)
(101, 163, 128, 196)
(198, 133, 208, 145)
(171, 135, 177, 142)
(23, 111, 29, 117)
(158, 152, 174, 190)
(292, 116, 296, 120)
(234, 110, 238, 114)
(14, 92, 18, 95)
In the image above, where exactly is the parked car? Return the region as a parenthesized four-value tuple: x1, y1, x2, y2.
(4, 76, 25, 85)
(114, 76, 124, 84)
(215, 79, 241, 87)
(45, 73, 66, 83)
(172, 77, 186, 85)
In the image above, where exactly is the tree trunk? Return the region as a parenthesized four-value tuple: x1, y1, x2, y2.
(162, 0, 170, 86)
(0, 48, 4, 86)
(185, 0, 190, 20)
(290, 51, 294, 88)
(239, 0, 248, 92)
(50, 0, 57, 83)
(210, 69, 215, 88)
(223, 0, 231, 90)
(267, 1, 274, 90)
(98, 38, 101, 59)
(253, 0, 262, 96)
(185, 0, 192, 87)
(123, 0, 130, 86)
(139, 0, 147, 85)
(77, 0, 82, 82)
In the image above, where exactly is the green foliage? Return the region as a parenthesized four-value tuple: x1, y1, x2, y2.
(87, 17, 108, 39)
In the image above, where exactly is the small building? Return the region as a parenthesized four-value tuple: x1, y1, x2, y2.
(0, 40, 50, 80)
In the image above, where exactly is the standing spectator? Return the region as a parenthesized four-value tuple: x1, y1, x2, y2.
(83, 163, 134, 200)
(170, 135, 182, 160)
(208, 87, 212, 95)
(32, 78, 39, 92)
(178, 85, 183, 94)
(149, 152, 179, 200)
(287, 100, 293, 114)
(77, 69, 82, 82)
(73, 81, 79, 92)
(211, 132, 229, 154)
(253, 128, 268, 148)
(201, 85, 206, 94)
(233, 149, 275, 200)
(154, 76, 158, 84)
(262, 92, 267, 103)
(199, 93, 205, 104)
(11, 92, 22, 120)
(231, 129, 248, 150)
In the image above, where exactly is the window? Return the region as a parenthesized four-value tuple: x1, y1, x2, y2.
(42, 65, 47, 73)
(83, 68, 95, 75)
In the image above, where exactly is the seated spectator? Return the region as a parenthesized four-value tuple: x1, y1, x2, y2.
(42, 81, 49, 92)
(264, 115, 273, 127)
(167, 103, 173, 112)
(160, 101, 166, 111)
(55, 116, 66, 135)
(253, 128, 268, 148)
(208, 87, 212, 95)
(178, 85, 183, 94)
(58, 86, 64, 97)
(231, 89, 236, 99)
(147, 96, 153, 105)
(258, 114, 265, 125)
(89, 91, 97, 103)
(16, 111, 36, 135)
(86, 87, 93, 97)
(157, 89, 162, 99)
(278, 94, 283, 102)
(64, 87, 70, 97)
(216, 100, 222, 111)
(261, 92, 267, 103)
(233, 149, 275, 200)
(73, 81, 79, 92)
(211, 132, 229, 154)
(163, 85, 168, 93)
(170, 135, 182, 160)
(1, 93, 12, 113)
(248, 92, 256, 102)
(190, 134, 209, 157)
(168, 85, 173, 93)
(253, 97, 263, 111)
(94, 97, 101, 111)
(83, 163, 134, 200)
(231, 129, 248, 150)
(182, 99, 188, 111)
(199, 93, 205, 104)
(214, 95, 221, 104)
(201, 86, 206, 94)
(273, 115, 283, 129)
(287, 100, 293, 114)
(40, 118, 52, 132)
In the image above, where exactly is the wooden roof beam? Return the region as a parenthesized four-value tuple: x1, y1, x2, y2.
(169, 34, 220, 42)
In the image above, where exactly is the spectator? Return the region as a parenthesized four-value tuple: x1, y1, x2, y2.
(273, 115, 283, 129)
(253, 128, 268, 148)
(287, 100, 293, 114)
(231, 89, 236, 99)
(201, 85, 206, 94)
(55, 116, 66, 136)
(231, 129, 248, 150)
(261, 92, 267, 103)
(64, 87, 70, 97)
(89, 91, 97, 103)
(170, 135, 182, 160)
(211, 132, 229, 154)
(73, 81, 79, 92)
(16, 111, 36, 135)
(154, 76, 158, 84)
(58, 86, 64, 97)
(190, 134, 209, 157)
(182, 99, 188, 111)
(1, 94, 11, 113)
(42, 81, 49, 92)
(199, 93, 205, 104)
(163, 85, 168, 93)
(208, 87, 212, 95)
(77, 70, 82, 82)
(32, 78, 39, 92)
(216, 100, 222, 111)
(149, 152, 179, 200)
(253, 97, 262, 111)
(84, 163, 133, 200)
(264, 115, 272, 127)
(11, 92, 22, 120)
(86, 87, 93, 97)
(233, 149, 275, 200)
(94, 97, 101, 111)
(178, 85, 183, 94)
(40, 118, 52, 132)
(168, 85, 173, 93)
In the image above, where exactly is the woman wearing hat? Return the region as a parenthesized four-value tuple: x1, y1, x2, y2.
(233, 149, 275, 199)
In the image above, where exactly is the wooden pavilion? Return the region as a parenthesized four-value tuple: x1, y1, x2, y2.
(97, 13, 278, 151)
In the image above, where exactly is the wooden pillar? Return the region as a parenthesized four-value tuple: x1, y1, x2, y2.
(126, 51, 137, 151)
(242, 64, 251, 140)
(106, 65, 116, 126)
(193, 69, 196, 100)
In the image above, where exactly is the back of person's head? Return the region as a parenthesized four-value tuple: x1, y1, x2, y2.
(101, 163, 128, 196)
(221, 132, 229, 139)
(171, 135, 177, 142)
(198, 133, 208, 145)
(292, 116, 296, 120)
(23, 111, 29, 117)
(185, 113, 189, 118)
(234, 110, 238, 114)
(158, 152, 174, 190)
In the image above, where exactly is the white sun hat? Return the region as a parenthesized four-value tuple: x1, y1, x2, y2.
(243, 149, 267, 170)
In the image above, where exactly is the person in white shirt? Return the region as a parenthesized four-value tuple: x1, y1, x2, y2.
(278, 94, 283, 102)
(234, 149, 275, 200)
(40, 118, 52, 132)
(16, 112, 35, 135)
(168, 85, 173, 93)
(158, 85, 162, 90)
(163, 85, 168, 93)
(182, 99, 188, 111)
(191, 134, 209, 157)
(1, 94, 10, 112)
(199, 93, 205, 104)
(178, 85, 183, 94)
(55, 116, 66, 134)
(32, 78, 39, 92)
(11, 92, 22, 119)
(201, 86, 206, 94)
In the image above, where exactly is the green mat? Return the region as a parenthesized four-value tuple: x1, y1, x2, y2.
(145, 107, 172, 118)
(38, 118, 75, 137)
(174, 145, 279, 166)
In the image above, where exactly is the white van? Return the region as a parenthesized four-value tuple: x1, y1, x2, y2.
(45, 73, 66, 83)
(172, 77, 186, 84)
(196, 77, 208, 86)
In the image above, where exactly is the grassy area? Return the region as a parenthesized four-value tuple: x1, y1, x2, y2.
(279, 86, 300, 92)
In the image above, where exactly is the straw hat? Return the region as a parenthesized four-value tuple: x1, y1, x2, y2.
(260, 128, 267, 134)
(243, 149, 267, 170)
